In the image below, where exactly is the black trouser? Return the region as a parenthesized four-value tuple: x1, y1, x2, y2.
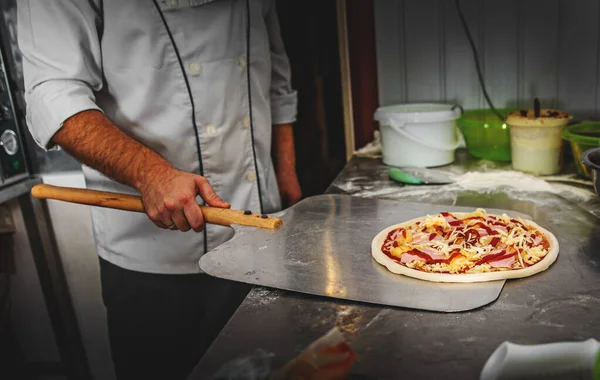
(99, 257, 251, 380)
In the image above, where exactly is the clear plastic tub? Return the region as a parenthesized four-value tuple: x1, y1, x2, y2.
(506, 109, 572, 175)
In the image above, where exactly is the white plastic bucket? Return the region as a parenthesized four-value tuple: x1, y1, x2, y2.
(374, 103, 462, 167)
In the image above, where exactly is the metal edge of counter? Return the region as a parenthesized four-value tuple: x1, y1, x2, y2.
(0, 176, 41, 205)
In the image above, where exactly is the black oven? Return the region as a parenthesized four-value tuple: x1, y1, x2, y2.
(0, 0, 29, 189)
(0, 51, 28, 188)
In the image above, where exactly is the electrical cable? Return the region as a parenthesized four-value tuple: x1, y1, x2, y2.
(455, 0, 505, 122)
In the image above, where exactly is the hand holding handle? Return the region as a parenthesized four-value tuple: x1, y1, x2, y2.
(31, 184, 282, 229)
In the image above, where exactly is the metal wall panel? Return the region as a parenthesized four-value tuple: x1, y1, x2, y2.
(375, 0, 600, 119)
(557, 0, 599, 116)
(374, 0, 407, 104)
(404, 0, 444, 102)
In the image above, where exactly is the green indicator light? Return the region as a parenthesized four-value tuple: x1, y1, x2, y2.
(11, 160, 20, 170)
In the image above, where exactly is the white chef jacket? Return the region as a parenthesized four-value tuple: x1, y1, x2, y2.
(17, 0, 297, 274)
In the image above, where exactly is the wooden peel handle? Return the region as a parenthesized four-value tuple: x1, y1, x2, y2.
(30, 184, 282, 229)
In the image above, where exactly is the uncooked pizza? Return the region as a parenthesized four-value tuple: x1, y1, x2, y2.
(371, 208, 559, 283)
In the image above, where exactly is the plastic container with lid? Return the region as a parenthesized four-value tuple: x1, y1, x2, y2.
(506, 109, 572, 175)
(374, 103, 461, 168)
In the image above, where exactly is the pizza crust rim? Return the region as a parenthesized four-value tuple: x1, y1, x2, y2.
(371, 212, 559, 283)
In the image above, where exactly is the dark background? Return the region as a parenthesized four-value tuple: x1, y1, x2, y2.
(275, 0, 347, 198)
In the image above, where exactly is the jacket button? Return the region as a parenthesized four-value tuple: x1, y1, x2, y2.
(206, 125, 217, 136)
(246, 171, 257, 182)
(188, 62, 201, 75)
(238, 56, 247, 68)
(163, 0, 179, 8)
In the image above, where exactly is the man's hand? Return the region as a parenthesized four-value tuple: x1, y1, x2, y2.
(276, 167, 302, 209)
(54, 110, 230, 232)
(272, 124, 302, 208)
(139, 165, 230, 232)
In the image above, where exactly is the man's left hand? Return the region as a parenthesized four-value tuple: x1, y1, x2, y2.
(277, 168, 302, 208)
(273, 123, 302, 208)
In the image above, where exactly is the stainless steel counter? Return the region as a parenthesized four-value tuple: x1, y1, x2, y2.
(190, 152, 600, 379)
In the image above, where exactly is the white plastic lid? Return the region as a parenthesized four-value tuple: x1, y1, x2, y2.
(374, 103, 461, 124)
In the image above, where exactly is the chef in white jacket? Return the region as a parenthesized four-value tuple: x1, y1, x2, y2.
(17, 0, 301, 379)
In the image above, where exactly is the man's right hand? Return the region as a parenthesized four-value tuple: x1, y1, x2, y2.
(138, 165, 230, 232)
(55, 110, 230, 233)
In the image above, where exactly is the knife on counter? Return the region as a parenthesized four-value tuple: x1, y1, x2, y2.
(388, 167, 455, 185)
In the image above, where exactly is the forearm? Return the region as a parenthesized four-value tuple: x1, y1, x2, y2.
(272, 123, 296, 172)
(272, 123, 302, 206)
(53, 110, 172, 191)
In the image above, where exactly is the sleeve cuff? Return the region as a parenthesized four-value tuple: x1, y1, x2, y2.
(270, 90, 298, 125)
(26, 80, 102, 150)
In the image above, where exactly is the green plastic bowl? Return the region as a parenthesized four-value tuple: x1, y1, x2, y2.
(456, 108, 515, 162)
(562, 122, 600, 179)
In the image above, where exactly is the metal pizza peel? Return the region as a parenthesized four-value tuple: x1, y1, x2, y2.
(198, 194, 534, 312)
(30, 185, 530, 312)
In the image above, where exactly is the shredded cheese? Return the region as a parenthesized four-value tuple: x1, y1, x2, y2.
(384, 209, 550, 274)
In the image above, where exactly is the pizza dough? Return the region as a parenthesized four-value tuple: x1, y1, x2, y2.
(371, 213, 559, 283)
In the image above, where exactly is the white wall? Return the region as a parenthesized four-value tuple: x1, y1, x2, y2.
(10, 171, 115, 380)
(375, 0, 600, 118)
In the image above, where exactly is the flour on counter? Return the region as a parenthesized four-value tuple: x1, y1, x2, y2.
(333, 167, 595, 205)
(550, 183, 595, 203)
(451, 171, 594, 203)
(336, 306, 354, 317)
(453, 171, 555, 192)
(246, 287, 281, 307)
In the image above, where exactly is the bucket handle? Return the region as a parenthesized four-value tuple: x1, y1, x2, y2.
(387, 119, 461, 152)
(451, 104, 464, 116)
